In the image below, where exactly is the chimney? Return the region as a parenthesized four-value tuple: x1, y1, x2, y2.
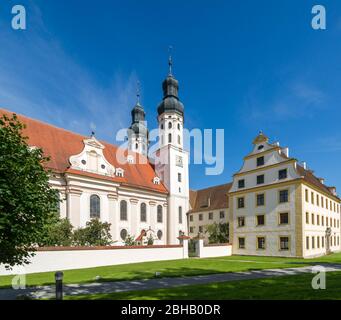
(319, 178, 325, 185)
(302, 162, 307, 170)
(329, 187, 337, 196)
(282, 147, 289, 157)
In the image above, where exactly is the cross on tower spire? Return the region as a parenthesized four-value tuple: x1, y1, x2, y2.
(168, 45, 173, 76)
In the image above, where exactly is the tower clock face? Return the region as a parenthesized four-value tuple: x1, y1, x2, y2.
(176, 155, 183, 167)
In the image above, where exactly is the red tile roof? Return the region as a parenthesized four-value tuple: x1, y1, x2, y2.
(0, 108, 168, 194)
(189, 183, 232, 213)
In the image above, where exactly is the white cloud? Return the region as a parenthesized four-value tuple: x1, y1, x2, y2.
(0, 2, 137, 144)
(241, 79, 327, 123)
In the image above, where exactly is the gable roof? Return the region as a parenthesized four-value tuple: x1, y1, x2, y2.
(189, 183, 232, 213)
(0, 108, 168, 194)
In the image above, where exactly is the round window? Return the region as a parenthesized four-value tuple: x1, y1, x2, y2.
(157, 230, 163, 240)
(120, 229, 128, 241)
(101, 164, 106, 169)
(81, 160, 86, 165)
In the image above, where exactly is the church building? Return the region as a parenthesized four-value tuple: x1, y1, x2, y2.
(0, 58, 189, 246)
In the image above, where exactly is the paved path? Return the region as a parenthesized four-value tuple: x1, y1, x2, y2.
(1, 264, 341, 300)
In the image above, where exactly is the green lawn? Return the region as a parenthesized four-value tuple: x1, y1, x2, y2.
(1, 252, 341, 289)
(65, 271, 341, 300)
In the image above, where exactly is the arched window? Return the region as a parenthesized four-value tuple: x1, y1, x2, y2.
(135, 143, 139, 150)
(168, 133, 172, 143)
(178, 206, 183, 224)
(140, 203, 147, 222)
(120, 200, 127, 221)
(168, 122, 172, 129)
(178, 135, 181, 145)
(161, 123, 164, 130)
(157, 205, 163, 223)
(90, 195, 100, 219)
(157, 230, 163, 240)
(120, 229, 128, 241)
(177, 123, 181, 130)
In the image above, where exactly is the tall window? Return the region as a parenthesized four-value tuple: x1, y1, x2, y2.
(256, 215, 265, 226)
(238, 179, 245, 189)
(280, 237, 289, 251)
(157, 205, 163, 223)
(257, 174, 265, 185)
(179, 206, 183, 224)
(279, 190, 289, 203)
(238, 237, 245, 249)
(168, 122, 172, 129)
(238, 216, 245, 227)
(120, 200, 127, 221)
(257, 237, 266, 250)
(279, 212, 289, 225)
(140, 203, 147, 222)
(257, 156, 264, 166)
(178, 173, 182, 182)
(90, 195, 100, 219)
(168, 133, 172, 143)
(256, 193, 265, 206)
(278, 169, 287, 180)
(237, 197, 245, 209)
(178, 135, 181, 145)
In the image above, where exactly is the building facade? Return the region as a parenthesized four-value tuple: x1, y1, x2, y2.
(189, 132, 341, 258)
(188, 184, 231, 244)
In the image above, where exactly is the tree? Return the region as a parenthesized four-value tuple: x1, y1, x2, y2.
(40, 218, 74, 247)
(72, 219, 112, 246)
(205, 222, 229, 244)
(0, 113, 59, 268)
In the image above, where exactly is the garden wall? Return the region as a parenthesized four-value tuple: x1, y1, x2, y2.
(198, 241, 232, 258)
(0, 243, 188, 276)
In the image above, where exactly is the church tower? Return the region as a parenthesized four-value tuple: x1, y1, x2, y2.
(153, 55, 189, 244)
(128, 87, 148, 157)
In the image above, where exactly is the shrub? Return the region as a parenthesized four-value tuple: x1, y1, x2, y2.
(72, 219, 112, 246)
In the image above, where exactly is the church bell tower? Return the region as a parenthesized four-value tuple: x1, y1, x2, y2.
(153, 54, 189, 244)
(128, 86, 148, 157)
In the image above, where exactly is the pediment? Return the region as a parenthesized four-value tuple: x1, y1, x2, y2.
(69, 137, 115, 177)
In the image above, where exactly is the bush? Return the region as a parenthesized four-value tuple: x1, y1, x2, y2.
(73, 219, 112, 246)
(41, 218, 73, 247)
(124, 234, 137, 246)
(205, 222, 229, 244)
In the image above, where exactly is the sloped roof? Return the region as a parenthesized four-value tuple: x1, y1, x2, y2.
(189, 183, 232, 213)
(0, 108, 168, 194)
(296, 164, 338, 199)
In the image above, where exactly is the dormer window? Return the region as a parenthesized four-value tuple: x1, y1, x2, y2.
(258, 145, 264, 150)
(257, 156, 265, 167)
(127, 155, 134, 164)
(153, 177, 161, 185)
(116, 168, 124, 177)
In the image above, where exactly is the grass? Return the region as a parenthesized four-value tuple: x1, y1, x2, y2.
(1, 252, 341, 289)
(65, 271, 341, 300)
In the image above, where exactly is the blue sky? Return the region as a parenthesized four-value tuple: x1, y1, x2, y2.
(1, 0, 341, 191)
